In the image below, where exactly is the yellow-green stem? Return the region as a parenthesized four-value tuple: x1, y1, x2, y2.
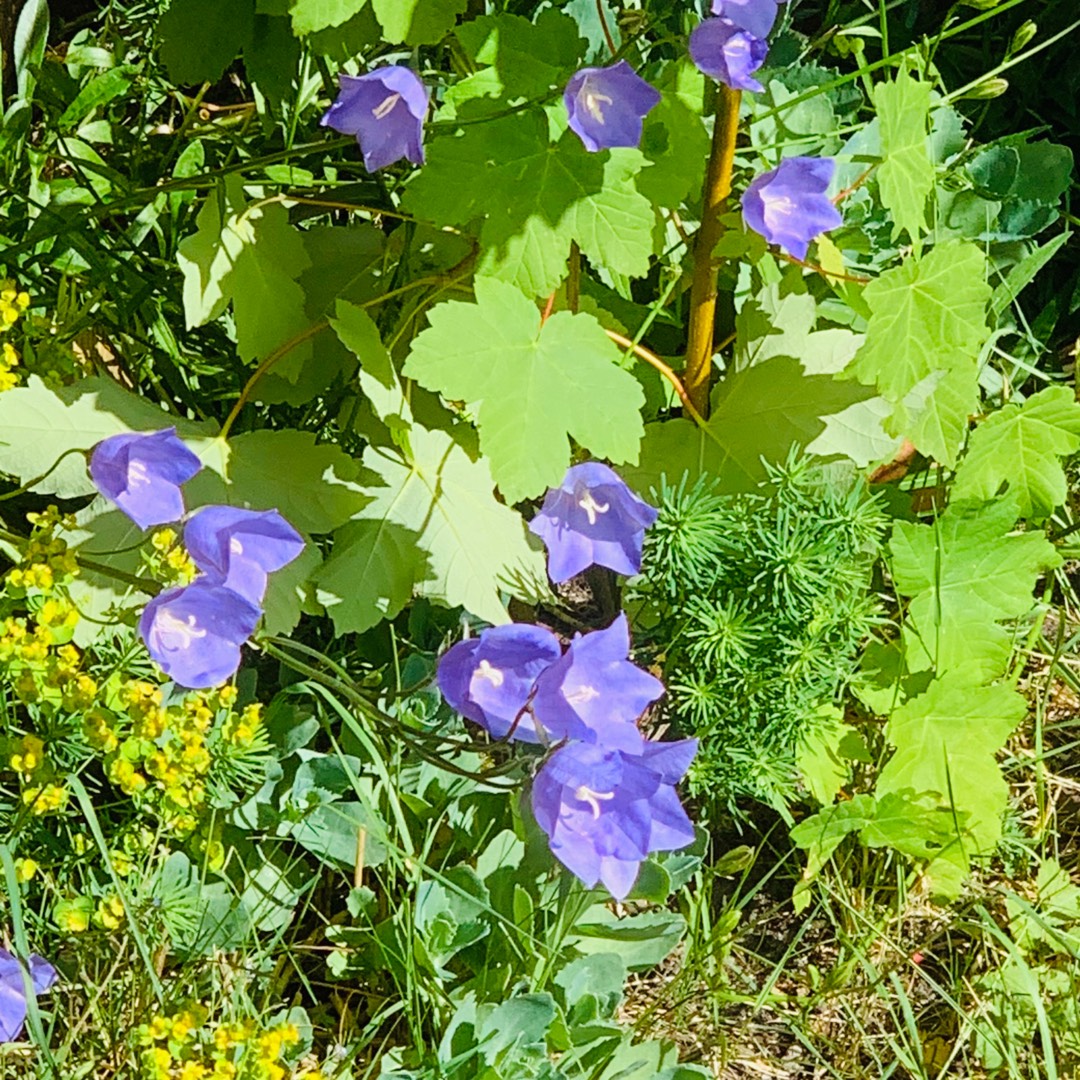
(683, 85, 741, 418)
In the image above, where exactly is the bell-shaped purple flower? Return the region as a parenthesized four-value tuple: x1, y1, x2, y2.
(742, 156, 843, 260)
(437, 623, 562, 742)
(89, 428, 203, 530)
(689, 18, 769, 93)
(532, 614, 662, 754)
(184, 506, 304, 606)
(711, 0, 782, 39)
(139, 580, 261, 690)
(564, 60, 661, 153)
(0, 950, 56, 1042)
(320, 66, 429, 173)
(531, 737, 697, 899)
(529, 463, 658, 584)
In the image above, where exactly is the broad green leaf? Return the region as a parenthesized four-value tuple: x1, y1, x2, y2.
(846, 241, 990, 465)
(289, 0, 368, 34)
(217, 430, 370, 534)
(341, 426, 548, 624)
(890, 495, 1060, 651)
(874, 72, 934, 243)
(314, 519, 426, 634)
(636, 61, 709, 208)
(176, 177, 248, 327)
(262, 543, 322, 637)
(454, 11, 585, 101)
(952, 386, 1080, 519)
(405, 110, 653, 297)
(160, 0, 254, 84)
(404, 278, 644, 502)
(633, 355, 890, 495)
(790, 794, 877, 907)
(371, 0, 467, 44)
(796, 707, 851, 806)
(877, 675, 1027, 851)
(0, 376, 215, 498)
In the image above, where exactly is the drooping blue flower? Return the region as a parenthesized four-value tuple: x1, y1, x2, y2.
(711, 0, 782, 39)
(184, 506, 304, 606)
(689, 17, 769, 93)
(564, 60, 661, 153)
(89, 428, 203, 530)
(321, 66, 429, 173)
(437, 623, 563, 742)
(531, 737, 697, 899)
(742, 156, 843, 260)
(528, 462, 658, 584)
(139, 580, 262, 690)
(0, 950, 56, 1042)
(531, 614, 662, 754)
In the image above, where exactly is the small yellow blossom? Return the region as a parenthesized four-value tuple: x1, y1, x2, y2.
(10, 733, 45, 775)
(55, 896, 93, 933)
(94, 893, 125, 930)
(22, 782, 68, 815)
(14, 857, 38, 882)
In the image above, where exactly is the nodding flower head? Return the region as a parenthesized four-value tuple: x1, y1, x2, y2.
(689, 17, 769, 94)
(742, 156, 843, 260)
(564, 61, 661, 153)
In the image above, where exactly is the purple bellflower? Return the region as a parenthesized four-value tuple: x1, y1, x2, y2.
(689, 18, 769, 93)
(0, 950, 56, 1042)
(532, 737, 697, 899)
(564, 61, 661, 153)
(529, 462, 658, 584)
(89, 428, 203, 531)
(321, 66, 429, 173)
(437, 623, 563, 742)
(139, 580, 261, 690)
(711, 0, 782, 39)
(531, 614, 662, 754)
(742, 156, 843, 260)
(185, 506, 304, 607)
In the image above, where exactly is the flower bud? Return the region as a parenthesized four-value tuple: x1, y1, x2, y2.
(958, 77, 1009, 100)
(1010, 20, 1036, 54)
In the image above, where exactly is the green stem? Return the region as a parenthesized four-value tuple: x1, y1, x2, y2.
(683, 86, 741, 418)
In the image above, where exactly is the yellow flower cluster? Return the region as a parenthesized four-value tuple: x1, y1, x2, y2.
(137, 1008, 321, 1080)
(0, 280, 28, 392)
(150, 528, 198, 586)
(6, 506, 80, 594)
(6, 732, 68, 815)
(0, 341, 19, 392)
(90, 683, 265, 834)
(0, 279, 29, 327)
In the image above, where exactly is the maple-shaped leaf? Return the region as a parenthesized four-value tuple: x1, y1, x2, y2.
(890, 496, 1060, 672)
(953, 386, 1080, 519)
(877, 675, 1026, 852)
(403, 108, 653, 297)
(845, 241, 990, 466)
(403, 278, 644, 502)
(874, 72, 934, 244)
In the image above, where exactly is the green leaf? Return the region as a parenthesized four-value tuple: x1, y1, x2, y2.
(314, 519, 426, 634)
(873, 72, 934, 243)
(177, 177, 248, 327)
(796, 706, 851, 806)
(371, 0, 466, 44)
(890, 495, 1060, 667)
(633, 355, 891, 495)
(952, 386, 1080, 519)
(404, 278, 644, 502)
(333, 426, 548, 625)
(454, 11, 584, 101)
(289, 0, 368, 34)
(160, 0, 255, 84)
(845, 241, 991, 466)
(877, 675, 1027, 852)
(0, 375, 216, 498)
(210, 429, 369, 534)
(405, 110, 653, 297)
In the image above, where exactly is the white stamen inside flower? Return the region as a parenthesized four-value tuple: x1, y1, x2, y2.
(474, 659, 504, 687)
(577, 491, 610, 526)
(155, 609, 208, 649)
(229, 536, 244, 556)
(583, 91, 613, 124)
(128, 461, 151, 487)
(372, 93, 402, 120)
(766, 193, 797, 219)
(574, 784, 615, 819)
(565, 683, 600, 707)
